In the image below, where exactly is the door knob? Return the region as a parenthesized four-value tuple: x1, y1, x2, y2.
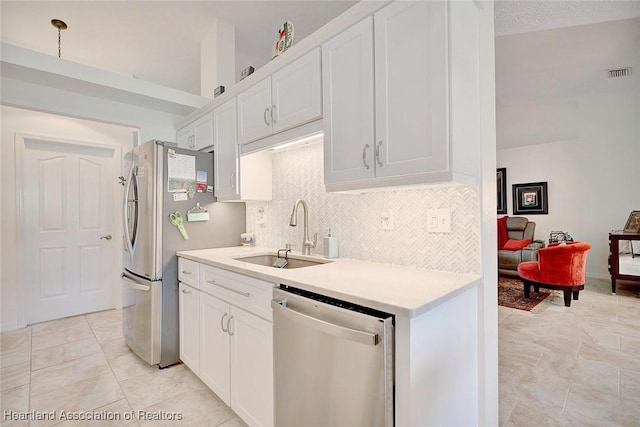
(100, 235, 112, 240)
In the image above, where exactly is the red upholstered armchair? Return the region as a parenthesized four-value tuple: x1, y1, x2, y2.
(517, 242, 591, 307)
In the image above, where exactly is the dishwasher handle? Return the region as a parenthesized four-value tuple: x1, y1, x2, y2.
(271, 299, 379, 346)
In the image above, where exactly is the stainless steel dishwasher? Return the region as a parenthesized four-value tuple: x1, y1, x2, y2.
(272, 285, 394, 427)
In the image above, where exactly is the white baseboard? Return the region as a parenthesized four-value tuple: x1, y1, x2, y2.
(1, 321, 19, 333)
(586, 273, 611, 281)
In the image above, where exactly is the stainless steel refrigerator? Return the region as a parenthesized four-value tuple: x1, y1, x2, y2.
(121, 140, 245, 368)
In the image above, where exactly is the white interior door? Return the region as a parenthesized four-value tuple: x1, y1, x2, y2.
(22, 137, 117, 324)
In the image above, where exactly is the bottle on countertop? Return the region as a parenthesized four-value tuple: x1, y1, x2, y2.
(323, 228, 339, 259)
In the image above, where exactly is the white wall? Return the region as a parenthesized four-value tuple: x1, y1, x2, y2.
(200, 18, 236, 98)
(497, 92, 640, 278)
(1, 106, 137, 331)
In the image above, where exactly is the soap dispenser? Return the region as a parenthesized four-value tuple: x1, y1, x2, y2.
(323, 229, 339, 259)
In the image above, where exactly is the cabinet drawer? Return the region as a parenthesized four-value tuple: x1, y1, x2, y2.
(179, 258, 200, 288)
(200, 265, 274, 321)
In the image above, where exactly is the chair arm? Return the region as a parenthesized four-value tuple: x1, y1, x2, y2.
(521, 241, 545, 262)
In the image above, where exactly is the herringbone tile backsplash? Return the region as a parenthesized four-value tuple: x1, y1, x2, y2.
(245, 141, 480, 275)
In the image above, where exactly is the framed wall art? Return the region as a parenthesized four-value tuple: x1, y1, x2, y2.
(623, 210, 640, 233)
(512, 181, 548, 215)
(497, 168, 507, 214)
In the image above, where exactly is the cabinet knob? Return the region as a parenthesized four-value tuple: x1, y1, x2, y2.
(100, 234, 112, 240)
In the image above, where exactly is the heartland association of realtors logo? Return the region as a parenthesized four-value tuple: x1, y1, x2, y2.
(3, 410, 184, 422)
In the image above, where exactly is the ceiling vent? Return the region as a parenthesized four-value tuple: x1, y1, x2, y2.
(608, 67, 632, 78)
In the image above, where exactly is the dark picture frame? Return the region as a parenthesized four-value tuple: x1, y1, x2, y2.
(623, 210, 640, 233)
(512, 181, 548, 215)
(497, 168, 507, 214)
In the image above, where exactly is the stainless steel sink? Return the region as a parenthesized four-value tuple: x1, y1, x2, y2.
(233, 253, 329, 269)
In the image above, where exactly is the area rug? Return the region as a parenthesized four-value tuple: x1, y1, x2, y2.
(498, 277, 551, 312)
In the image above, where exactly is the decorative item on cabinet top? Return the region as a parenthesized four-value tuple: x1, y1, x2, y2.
(272, 21, 294, 59)
(240, 66, 255, 81)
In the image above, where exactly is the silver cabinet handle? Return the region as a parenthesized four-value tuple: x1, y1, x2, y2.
(221, 313, 229, 332)
(227, 315, 235, 336)
(229, 172, 235, 189)
(206, 280, 250, 297)
(375, 141, 383, 167)
(181, 270, 192, 275)
(362, 144, 370, 169)
(271, 299, 379, 346)
(263, 107, 271, 126)
(270, 105, 277, 124)
(182, 288, 191, 294)
(100, 234, 112, 240)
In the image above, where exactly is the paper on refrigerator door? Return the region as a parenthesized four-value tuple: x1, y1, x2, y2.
(167, 150, 196, 193)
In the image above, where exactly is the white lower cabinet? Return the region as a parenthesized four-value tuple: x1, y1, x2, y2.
(178, 258, 274, 427)
(199, 291, 231, 403)
(230, 304, 273, 427)
(178, 282, 200, 375)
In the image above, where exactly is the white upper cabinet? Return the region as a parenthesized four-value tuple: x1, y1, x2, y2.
(271, 48, 322, 133)
(214, 97, 272, 202)
(324, 1, 473, 191)
(322, 17, 375, 185)
(374, 1, 447, 179)
(237, 48, 322, 145)
(237, 78, 272, 145)
(177, 112, 214, 151)
(213, 97, 240, 199)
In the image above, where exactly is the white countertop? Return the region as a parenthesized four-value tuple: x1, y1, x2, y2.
(177, 246, 481, 318)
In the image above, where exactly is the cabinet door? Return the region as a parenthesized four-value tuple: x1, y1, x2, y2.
(322, 17, 375, 185)
(237, 78, 272, 144)
(176, 126, 194, 149)
(179, 283, 200, 375)
(200, 292, 231, 405)
(374, 1, 448, 178)
(230, 307, 274, 427)
(213, 98, 239, 199)
(271, 48, 322, 134)
(193, 112, 214, 151)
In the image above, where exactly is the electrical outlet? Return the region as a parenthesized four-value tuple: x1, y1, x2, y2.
(381, 210, 394, 230)
(256, 207, 266, 228)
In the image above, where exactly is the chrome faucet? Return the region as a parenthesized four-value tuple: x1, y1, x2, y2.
(289, 199, 317, 255)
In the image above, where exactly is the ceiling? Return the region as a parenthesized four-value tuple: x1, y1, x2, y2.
(0, 1, 357, 95)
(1, 0, 639, 102)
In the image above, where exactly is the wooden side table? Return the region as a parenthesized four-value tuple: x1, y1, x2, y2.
(608, 231, 640, 294)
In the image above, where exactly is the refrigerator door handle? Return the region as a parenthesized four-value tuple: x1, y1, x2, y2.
(122, 274, 151, 292)
(123, 166, 137, 259)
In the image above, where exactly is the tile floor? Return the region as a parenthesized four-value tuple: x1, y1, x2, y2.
(1, 309, 248, 427)
(499, 278, 640, 426)
(3, 278, 639, 427)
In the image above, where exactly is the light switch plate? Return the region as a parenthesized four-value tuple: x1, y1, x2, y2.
(427, 208, 451, 233)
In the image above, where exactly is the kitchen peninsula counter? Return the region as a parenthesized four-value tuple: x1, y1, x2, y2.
(177, 246, 480, 318)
